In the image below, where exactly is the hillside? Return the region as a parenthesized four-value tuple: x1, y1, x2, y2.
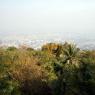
(0, 42, 95, 95)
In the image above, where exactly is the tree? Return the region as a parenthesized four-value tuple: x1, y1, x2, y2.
(42, 43, 62, 57)
(78, 51, 95, 95)
(62, 43, 80, 65)
(52, 43, 81, 95)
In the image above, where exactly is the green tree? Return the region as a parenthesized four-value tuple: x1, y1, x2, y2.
(62, 43, 80, 65)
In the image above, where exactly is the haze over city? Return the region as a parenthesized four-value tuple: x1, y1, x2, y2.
(0, 0, 95, 49)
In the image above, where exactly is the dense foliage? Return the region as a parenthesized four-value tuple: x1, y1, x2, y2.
(0, 42, 95, 95)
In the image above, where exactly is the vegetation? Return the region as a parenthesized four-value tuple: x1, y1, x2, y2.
(0, 42, 95, 95)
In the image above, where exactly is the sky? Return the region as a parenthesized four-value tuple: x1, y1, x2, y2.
(0, 0, 95, 36)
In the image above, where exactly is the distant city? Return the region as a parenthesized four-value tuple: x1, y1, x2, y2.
(0, 32, 95, 50)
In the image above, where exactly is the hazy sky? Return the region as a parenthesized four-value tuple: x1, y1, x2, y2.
(0, 0, 95, 35)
